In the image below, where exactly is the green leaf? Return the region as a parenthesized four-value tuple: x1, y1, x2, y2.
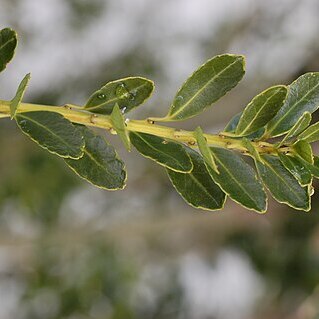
(111, 103, 131, 151)
(0, 28, 17, 73)
(167, 147, 226, 211)
(236, 85, 287, 136)
(293, 140, 313, 164)
(16, 111, 84, 159)
(294, 155, 319, 181)
(256, 155, 310, 211)
(10, 73, 31, 119)
(301, 156, 319, 179)
(266, 73, 319, 137)
(297, 121, 319, 143)
(242, 138, 262, 162)
(65, 126, 126, 190)
(223, 111, 265, 139)
(159, 54, 245, 121)
(194, 126, 218, 172)
(130, 132, 193, 173)
(85, 77, 154, 115)
(278, 153, 312, 186)
(278, 112, 311, 146)
(313, 156, 319, 175)
(224, 112, 242, 133)
(208, 147, 267, 213)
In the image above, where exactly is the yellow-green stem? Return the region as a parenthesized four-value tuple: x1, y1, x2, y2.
(0, 100, 290, 155)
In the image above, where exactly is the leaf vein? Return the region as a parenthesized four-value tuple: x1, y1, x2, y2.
(170, 58, 241, 118)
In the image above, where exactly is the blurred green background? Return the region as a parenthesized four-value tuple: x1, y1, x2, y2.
(1, 0, 319, 318)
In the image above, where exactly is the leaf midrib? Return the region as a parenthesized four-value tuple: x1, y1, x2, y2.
(238, 88, 282, 135)
(18, 113, 80, 153)
(287, 116, 306, 138)
(132, 132, 190, 171)
(213, 153, 264, 209)
(299, 122, 319, 141)
(267, 77, 319, 135)
(260, 158, 306, 204)
(86, 82, 148, 111)
(82, 148, 119, 181)
(169, 57, 241, 118)
(0, 36, 15, 52)
(188, 173, 221, 207)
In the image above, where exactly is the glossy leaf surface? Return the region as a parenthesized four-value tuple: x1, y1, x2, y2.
(10, 73, 31, 119)
(65, 126, 126, 190)
(266, 73, 319, 137)
(16, 111, 84, 159)
(294, 155, 319, 180)
(293, 140, 313, 164)
(163, 54, 245, 121)
(208, 147, 267, 213)
(236, 85, 287, 136)
(85, 77, 154, 115)
(278, 112, 311, 146)
(130, 132, 192, 173)
(278, 153, 312, 186)
(304, 156, 319, 179)
(256, 155, 310, 211)
(167, 147, 226, 211)
(298, 121, 319, 143)
(223, 111, 265, 139)
(0, 28, 17, 73)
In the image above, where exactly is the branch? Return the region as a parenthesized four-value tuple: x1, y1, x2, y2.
(1, 27, 319, 214)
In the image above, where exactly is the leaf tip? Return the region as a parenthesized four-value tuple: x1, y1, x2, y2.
(236, 54, 246, 71)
